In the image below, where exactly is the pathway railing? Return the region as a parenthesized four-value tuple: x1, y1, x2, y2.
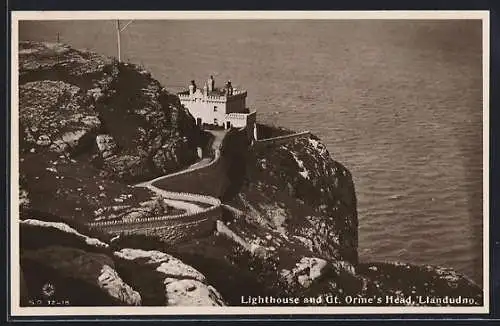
(253, 130, 311, 147)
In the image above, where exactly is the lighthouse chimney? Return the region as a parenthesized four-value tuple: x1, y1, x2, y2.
(189, 80, 196, 95)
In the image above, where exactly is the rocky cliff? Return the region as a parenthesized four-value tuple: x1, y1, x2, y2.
(17, 42, 482, 308)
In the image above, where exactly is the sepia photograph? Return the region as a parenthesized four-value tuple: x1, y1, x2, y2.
(10, 11, 489, 316)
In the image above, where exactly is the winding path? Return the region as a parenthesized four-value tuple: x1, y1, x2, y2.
(134, 130, 227, 214)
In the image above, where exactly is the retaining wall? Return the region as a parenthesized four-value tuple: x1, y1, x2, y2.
(220, 127, 250, 153)
(255, 123, 293, 139)
(149, 149, 220, 182)
(88, 204, 221, 228)
(153, 189, 221, 206)
(151, 152, 228, 198)
(104, 217, 216, 244)
(88, 205, 222, 242)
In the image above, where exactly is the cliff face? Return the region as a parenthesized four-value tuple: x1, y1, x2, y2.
(240, 134, 358, 265)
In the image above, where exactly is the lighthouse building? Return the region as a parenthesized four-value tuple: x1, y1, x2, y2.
(177, 78, 257, 137)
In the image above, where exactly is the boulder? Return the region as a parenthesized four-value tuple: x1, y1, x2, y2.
(280, 257, 329, 289)
(98, 264, 141, 305)
(96, 134, 117, 158)
(164, 279, 225, 306)
(114, 249, 206, 282)
(20, 219, 109, 249)
(114, 249, 225, 306)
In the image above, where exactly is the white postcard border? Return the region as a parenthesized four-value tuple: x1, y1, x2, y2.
(9, 10, 490, 317)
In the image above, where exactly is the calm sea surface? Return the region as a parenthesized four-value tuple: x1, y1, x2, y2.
(19, 20, 484, 285)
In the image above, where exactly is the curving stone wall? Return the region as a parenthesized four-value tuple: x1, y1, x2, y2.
(151, 190, 221, 207)
(151, 144, 229, 198)
(89, 205, 221, 243)
(150, 149, 221, 182)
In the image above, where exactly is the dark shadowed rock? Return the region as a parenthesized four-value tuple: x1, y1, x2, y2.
(21, 246, 141, 306)
(356, 262, 483, 306)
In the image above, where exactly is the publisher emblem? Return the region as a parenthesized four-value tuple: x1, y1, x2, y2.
(42, 283, 55, 297)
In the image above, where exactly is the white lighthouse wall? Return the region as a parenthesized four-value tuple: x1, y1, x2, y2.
(180, 98, 227, 127)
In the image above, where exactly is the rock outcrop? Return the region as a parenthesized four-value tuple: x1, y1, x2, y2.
(243, 135, 359, 265)
(281, 257, 330, 289)
(19, 217, 223, 306)
(196, 130, 362, 299)
(114, 249, 225, 306)
(17, 41, 224, 307)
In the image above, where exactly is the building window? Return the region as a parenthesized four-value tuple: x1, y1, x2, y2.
(214, 118, 218, 125)
(214, 106, 218, 112)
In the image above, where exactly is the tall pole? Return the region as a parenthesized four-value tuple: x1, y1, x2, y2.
(116, 20, 121, 62)
(56, 32, 60, 64)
